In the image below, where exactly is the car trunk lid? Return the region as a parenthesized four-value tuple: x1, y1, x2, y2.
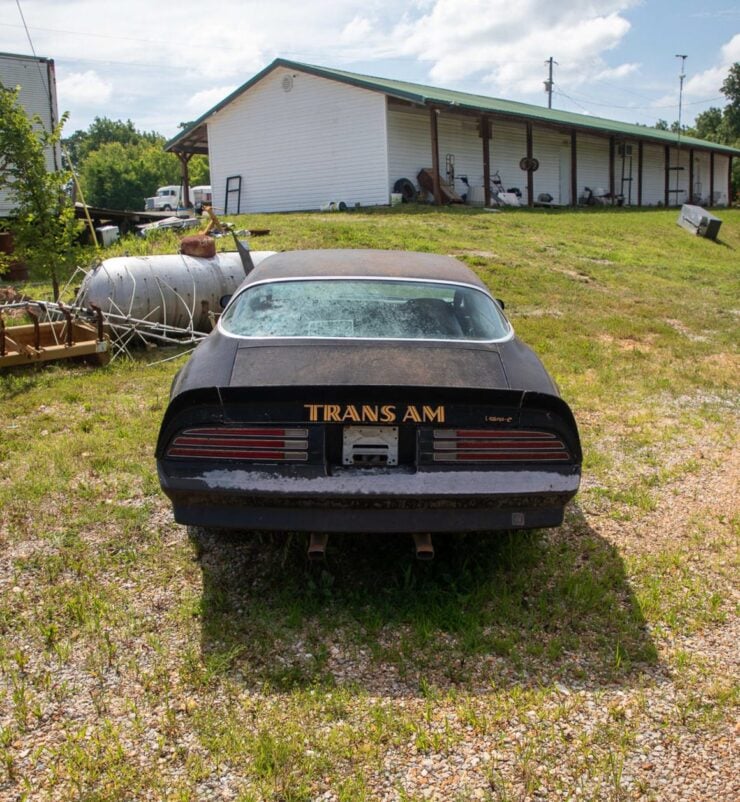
(231, 342, 509, 389)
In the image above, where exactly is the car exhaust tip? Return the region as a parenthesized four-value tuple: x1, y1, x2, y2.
(307, 532, 328, 560)
(413, 533, 434, 560)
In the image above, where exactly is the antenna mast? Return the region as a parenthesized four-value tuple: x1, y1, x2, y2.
(675, 54, 688, 202)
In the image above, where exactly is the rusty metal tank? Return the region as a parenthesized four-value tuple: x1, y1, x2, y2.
(75, 250, 276, 332)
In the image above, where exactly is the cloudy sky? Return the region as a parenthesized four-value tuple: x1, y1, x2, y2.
(1, 0, 738, 138)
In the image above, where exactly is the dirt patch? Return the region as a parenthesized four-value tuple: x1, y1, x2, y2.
(553, 267, 595, 283)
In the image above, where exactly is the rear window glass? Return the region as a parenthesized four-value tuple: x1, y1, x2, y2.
(219, 279, 509, 341)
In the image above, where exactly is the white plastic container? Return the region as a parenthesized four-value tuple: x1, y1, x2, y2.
(96, 225, 119, 247)
(390, 193, 403, 206)
(466, 186, 486, 207)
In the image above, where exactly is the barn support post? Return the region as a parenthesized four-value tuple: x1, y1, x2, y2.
(481, 116, 491, 207)
(178, 152, 193, 209)
(728, 156, 733, 206)
(429, 106, 442, 205)
(664, 145, 670, 207)
(637, 141, 644, 206)
(709, 152, 715, 207)
(688, 149, 694, 203)
(570, 130, 577, 207)
(609, 136, 616, 200)
(526, 122, 534, 207)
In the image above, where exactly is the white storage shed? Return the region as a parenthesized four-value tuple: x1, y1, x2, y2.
(166, 59, 738, 214)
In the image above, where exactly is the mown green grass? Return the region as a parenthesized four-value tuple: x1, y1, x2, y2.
(1, 206, 738, 800)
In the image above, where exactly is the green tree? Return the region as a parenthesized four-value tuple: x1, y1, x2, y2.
(720, 62, 740, 134)
(66, 116, 210, 210)
(63, 116, 161, 168)
(79, 141, 180, 209)
(692, 107, 725, 142)
(0, 83, 79, 298)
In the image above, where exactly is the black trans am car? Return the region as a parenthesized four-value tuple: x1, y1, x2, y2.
(156, 250, 581, 553)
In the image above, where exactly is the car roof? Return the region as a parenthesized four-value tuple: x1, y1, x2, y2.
(242, 249, 490, 290)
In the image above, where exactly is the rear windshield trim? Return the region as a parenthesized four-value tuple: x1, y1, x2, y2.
(217, 276, 514, 344)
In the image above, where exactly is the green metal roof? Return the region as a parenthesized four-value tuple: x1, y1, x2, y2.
(166, 58, 740, 156)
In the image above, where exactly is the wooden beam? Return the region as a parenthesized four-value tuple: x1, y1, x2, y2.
(688, 149, 694, 204)
(178, 152, 193, 209)
(570, 130, 577, 207)
(429, 107, 442, 205)
(728, 156, 733, 207)
(664, 145, 670, 207)
(526, 122, 533, 207)
(637, 141, 644, 207)
(609, 137, 616, 199)
(481, 116, 491, 208)
(709, 151, 715, 207)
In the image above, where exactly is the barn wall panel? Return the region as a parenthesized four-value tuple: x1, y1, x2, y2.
(0, 55, 59, 217)
(532, 127, 569, 203)
(576, 135, 610, 200)
(641, 144, 665, 205)
(207, 67, 389, 213)
(711, 154, 730, 205)
(489, 120, 527, 198)
(692, 151, 710, 204)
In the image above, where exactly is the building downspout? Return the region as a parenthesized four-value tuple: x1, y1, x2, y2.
(709, 152, 715, 208)
(637, 142, 643, 207)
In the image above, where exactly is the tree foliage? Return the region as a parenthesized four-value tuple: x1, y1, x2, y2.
(64, 117, 210, 210)
(0, 82, 80, 297)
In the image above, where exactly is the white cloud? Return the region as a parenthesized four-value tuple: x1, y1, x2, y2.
(392, 1, 638, 93)
(340, 16, 374, 44)
(186, 86, 238, 115)
(57, 70, 113, 106)
(684, 33, 740, 97)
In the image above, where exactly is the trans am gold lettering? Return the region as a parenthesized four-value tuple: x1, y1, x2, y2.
(341, 405, 361, 422)
(402, 405, 421, 423)
(423, 405, 445, 423)
(304, 403, 445, 423)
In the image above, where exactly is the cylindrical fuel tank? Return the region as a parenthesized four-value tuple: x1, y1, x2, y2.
(75, 251, 275, 331)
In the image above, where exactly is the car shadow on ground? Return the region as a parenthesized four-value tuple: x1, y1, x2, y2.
(195, 505, 657, 695)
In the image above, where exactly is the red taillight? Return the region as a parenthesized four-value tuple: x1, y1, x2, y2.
(431, 429, 570, 463)
(166, 426, 309, 462)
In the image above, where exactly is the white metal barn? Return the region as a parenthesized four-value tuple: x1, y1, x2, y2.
(0, 52, 61, 218)
(167, 59, 738, 215)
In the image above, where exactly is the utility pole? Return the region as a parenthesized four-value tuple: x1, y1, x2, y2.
(675, 54, 688, 203)
(544, 57, 557, 109)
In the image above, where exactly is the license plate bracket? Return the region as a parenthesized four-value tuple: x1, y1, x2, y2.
(342, 426, 399, 466)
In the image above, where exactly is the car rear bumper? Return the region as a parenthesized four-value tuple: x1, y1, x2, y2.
(158, 464, 580, 533)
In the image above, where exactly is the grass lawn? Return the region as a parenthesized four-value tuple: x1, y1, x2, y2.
(0, 206, 738, 801)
